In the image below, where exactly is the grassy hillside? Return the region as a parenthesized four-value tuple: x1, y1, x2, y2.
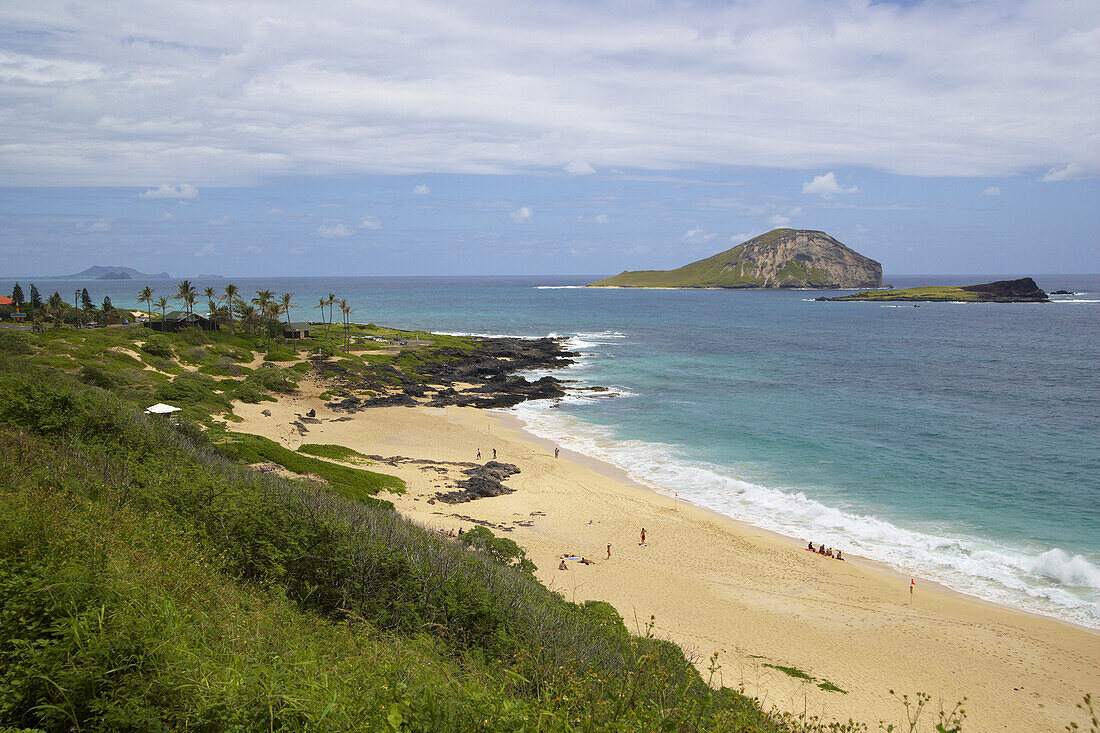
(588, 230, 840, 289)
(0, 328, 870, 731)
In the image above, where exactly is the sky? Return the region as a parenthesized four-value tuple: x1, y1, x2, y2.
(1, 0, 1097, 277)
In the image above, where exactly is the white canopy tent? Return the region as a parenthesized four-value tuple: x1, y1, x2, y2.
(144, 403, 182, 424)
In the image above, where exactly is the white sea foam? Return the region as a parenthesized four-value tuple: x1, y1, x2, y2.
(534, 285, 587, 289)
(507, 401, 1100, 629)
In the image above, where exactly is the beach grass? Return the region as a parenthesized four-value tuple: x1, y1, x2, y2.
(297, 442, 374, 462)
(215, 431, 403, 505)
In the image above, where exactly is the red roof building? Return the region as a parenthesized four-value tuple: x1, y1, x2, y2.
(0, 296, 13, 306)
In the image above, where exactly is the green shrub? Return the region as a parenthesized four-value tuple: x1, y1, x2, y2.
(78, 364, 114, 389)
(458, 525, 537, 575)
(178, 326, 210, 346)
(141, 334, 173, 358)
(154, 372, 227, 408)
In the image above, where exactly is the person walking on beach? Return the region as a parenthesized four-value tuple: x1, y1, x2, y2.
(606, 543, 611, 559)
(640, 527, 646, 545)
(476, 448, 481, 460)
(554, 447, 559, 459)
(492, 448, 497, 460)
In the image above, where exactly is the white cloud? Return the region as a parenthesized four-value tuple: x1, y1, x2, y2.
(594, 213, 609, 224)
(1, 3, 1097, 184)
(802, 172, 858, 198)
(78, 218, 111, 232)
(208, 215, 230, 225)
(682, 227, 716, 244)
(413, 184, 430, 194)
(565, 161, 596, 175)
(194, 243, 216, 257)
(157, 212, 173, 221)
(1042, 163, 1088, 181)
(359, 216, 381, 230)
(729, 231, 759, 244)
(315, 223, 356, 238)
(511, 206, 533, 223)
(982, 186, 1001, 196)
(768, 214, 791, 227)
(138, 184, 198, 200)
(244, 245, 262, 254)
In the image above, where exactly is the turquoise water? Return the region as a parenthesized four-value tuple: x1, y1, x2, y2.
(5, 274, 1098, 627)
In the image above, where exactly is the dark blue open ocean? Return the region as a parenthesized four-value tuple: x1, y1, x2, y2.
(6, 273, 1098, 627)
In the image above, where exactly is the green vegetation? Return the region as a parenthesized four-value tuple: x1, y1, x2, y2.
(0, 366, 822, 732)
(458, 525, 537, 575)
(764, 664, 813, 681)
(589, 229, 812, 288)
(818, 681, 847, 694)
(588, 229, 880, 290)
(216, 432, 402, 507)
(298, 442, 373, 462)
(827, 286, 984, 302)
(763, 664, 847, 696)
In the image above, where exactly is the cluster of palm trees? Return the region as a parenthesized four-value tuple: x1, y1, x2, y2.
(137, 282, 302, 343)
(312, 292, 354, 351)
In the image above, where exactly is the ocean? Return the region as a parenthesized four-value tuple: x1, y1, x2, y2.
(4, 273, 1098, 628)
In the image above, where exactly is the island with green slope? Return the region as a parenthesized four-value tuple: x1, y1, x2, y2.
(816, 277, 1049, 303)
(588, 228, 882, 289)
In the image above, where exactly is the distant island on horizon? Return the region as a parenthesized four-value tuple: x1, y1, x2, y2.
(588, 228, 882, 290)
(40, 266, 171, 280)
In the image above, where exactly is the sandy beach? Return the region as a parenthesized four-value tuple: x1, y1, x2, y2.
(229, 384, 1099, 731)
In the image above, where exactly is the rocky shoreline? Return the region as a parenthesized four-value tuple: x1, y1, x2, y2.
(313, 336, 576, 412)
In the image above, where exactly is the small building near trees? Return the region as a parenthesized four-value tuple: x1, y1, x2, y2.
(144, 311, 216, 332)
(283, 322, 312, 339)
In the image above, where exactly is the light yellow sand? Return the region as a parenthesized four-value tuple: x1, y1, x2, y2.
(229, 389, 1099, 731)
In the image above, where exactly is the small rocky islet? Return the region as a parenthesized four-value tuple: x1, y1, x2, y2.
(817, 277, 1050, 303)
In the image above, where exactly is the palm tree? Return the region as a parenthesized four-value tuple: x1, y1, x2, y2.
(174, 280, 196, 317)
(221, 283, 239, 335)
(252, 290, 275, 347)
(202, 287, 216, 317)
(326, 293, 336, 336)
(154, 296, 169, 322)
(46, 292, 66, 327)
(313, 297, 328, 341)
(237, 304, 258, 336)
(279, 293, 298, 344)
(138, 286, 154, 321)
(183, 291, 196, 323)
(338, 299, 351, 352)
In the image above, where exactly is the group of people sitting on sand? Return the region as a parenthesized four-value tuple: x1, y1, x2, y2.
(558, 553, 596, 570)
(436, 527, 464, 539)
(807, 541, 843, 560)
